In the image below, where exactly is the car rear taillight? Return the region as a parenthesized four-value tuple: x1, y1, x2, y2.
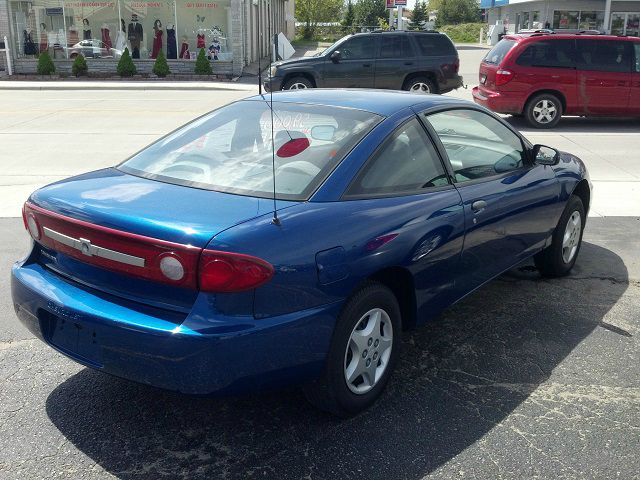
(198, 250, 274, 293)
(453, 57, 460, 74)
(495, 69, 514, 86)
(24, 202, 275, 293)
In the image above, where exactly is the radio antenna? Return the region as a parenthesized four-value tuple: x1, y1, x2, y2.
(268, 1, 280, 226)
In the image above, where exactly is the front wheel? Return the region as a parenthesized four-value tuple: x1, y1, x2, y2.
(404, 76, 437, 95)
(303, 282, 401, 417)
(535, 195, 585, 277)
(282, 76, 313, 90)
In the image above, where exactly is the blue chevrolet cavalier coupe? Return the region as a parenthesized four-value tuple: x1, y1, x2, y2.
(12, 90, 591, 416)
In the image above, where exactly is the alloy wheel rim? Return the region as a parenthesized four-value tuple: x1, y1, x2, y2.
(344, 308, 393, 395)
(533, 99, 557, 124)
(409, 82, 431, 94)
(288, 82, 308, 89)
(562, 210, 582, 263)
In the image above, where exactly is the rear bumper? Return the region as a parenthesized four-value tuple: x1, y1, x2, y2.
(472, 86, 523, 114)
(11, 261, 339, 395)
(440, 75, 464, 94)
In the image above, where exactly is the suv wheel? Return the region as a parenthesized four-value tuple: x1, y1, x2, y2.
(404, 77, 437, 95)
(525, 93, 562, 129)
(283, 77, 313, 90)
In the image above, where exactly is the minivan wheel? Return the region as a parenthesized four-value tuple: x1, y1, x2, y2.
(303, 281, 401, 417)
(404, 77, 437, 95)
(525, 93, 562, 128)
(283, 76, 313, 90)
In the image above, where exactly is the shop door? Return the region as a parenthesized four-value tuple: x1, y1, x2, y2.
(626, 14, 640, 37)
(611, 13, 626, 35)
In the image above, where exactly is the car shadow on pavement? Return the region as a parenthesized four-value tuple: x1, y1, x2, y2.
(504, 115, 640, 134)
(45, 241, 628, 479)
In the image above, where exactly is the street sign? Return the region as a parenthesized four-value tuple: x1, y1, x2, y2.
(386, 0, 395, 8)
(395, 0, 407, 5)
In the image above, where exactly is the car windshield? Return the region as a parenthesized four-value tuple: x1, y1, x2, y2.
(484, 39, 516, 65)
(119, 100, 381, 201)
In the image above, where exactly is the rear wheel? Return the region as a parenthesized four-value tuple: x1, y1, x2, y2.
(535, 195, 585, 277)
(282, 76, 313, 90)
(404, 76, 437, 95)
(525, 93, 562, 129)
(303, 282, 401, 417)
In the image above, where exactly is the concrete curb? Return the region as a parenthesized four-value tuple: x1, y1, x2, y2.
(0, 81, 258, 92)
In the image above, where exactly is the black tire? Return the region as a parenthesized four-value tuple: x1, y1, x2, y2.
(525, 93, 563, 129)
(303, 282, 402, 417)
(282, 76, 313, 90)
(535, 195, 585, 277)
(403, 76, 437, 95)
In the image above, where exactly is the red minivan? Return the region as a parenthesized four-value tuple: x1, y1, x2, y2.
(472, 33, 640, 128)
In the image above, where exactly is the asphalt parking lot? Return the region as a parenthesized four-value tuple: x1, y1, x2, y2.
(0, 47, 639, 479)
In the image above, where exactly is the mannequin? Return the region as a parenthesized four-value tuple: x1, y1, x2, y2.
(23, 29, 37, 55)
(196, 30, 205, 49)
(83, 18, 91, 40)
(151, 19, 163, 59)
(39, 22, 48, 53)
(179, 36, 190, 59)
(115, 19, 127, 53)
(127, 14, 143, 59)
(166, 24, 177, 59)
(207, 37, 220, 60)
(101, 23, 112, 51)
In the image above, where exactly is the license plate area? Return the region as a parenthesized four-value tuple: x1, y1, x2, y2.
(480, 74, 487, 84)
(40, 309, 103, 367)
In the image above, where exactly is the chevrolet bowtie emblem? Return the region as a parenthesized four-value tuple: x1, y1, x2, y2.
(42, 227, 145, 267)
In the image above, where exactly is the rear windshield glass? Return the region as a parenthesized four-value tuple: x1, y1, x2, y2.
(484, 39, 516, 65)
(119, 101, 381, 201)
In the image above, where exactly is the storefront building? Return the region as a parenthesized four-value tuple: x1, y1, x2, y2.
(0, 0, 294, 76)
(481, 0, 640, 36)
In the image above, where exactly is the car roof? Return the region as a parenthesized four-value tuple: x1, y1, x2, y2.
(244, 89, 470, 117)
(504, 33, 640, 43)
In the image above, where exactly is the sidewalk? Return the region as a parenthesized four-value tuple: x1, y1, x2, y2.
(0, 80, 257, 91)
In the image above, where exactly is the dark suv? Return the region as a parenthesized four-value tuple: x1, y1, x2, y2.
(265, 31, 463, 94)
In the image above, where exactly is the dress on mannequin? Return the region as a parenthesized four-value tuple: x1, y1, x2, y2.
(39, 30, 47, 53)
(24, 30, 37, 55)
(151, 27, 163, 58)
(128, 16, 143, 59)
(197, 33, 205, 49)
(101, 27, 112, 50)
(166, 27, 177, 59)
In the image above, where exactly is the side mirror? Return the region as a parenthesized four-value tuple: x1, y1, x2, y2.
(532, 144, 559, 165)
(330, 50, 342, 63)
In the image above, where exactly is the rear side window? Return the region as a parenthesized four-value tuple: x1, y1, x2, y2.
(635, 43, 640, 72)
(414, 34, 456, 56)
(516, 40, 576, 68)
(380, 35, 415, 58)
(576, 40, 632, 73)
(484, 39, 516, 65)
(345, 119, 449, 197)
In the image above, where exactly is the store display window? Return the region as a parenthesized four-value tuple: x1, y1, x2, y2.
(8, 0, 233, 61)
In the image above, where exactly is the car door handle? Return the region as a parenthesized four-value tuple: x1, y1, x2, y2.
(404, 62, 414, 66)
(471, 200, 487, 213)
(362, 63, 371, 67)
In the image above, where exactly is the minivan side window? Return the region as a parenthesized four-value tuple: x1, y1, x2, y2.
(426, 110, 525, 183)
(515, 40, 576, 69)
(633, 43, 640, 72)
(338, 36, 376, 60)
(576, 40, 632, 73)
(345, 119, 449, 197)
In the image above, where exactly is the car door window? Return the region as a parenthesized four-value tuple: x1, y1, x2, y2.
(380, 35, 414, 58)
(339, 36, 375, 60)
(576, 40, 632, 72)
(634, 43, 640, 72)
(345, 118, 449, 197)
(515, 39, 576, 68)
(425, 109, 526, 183)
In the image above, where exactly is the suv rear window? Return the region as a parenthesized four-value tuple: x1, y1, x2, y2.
(516, 40, 576, 68)
(484, 39, 516, 65)
(119, 101, 381, 201)
(414, 34, 456, 56)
